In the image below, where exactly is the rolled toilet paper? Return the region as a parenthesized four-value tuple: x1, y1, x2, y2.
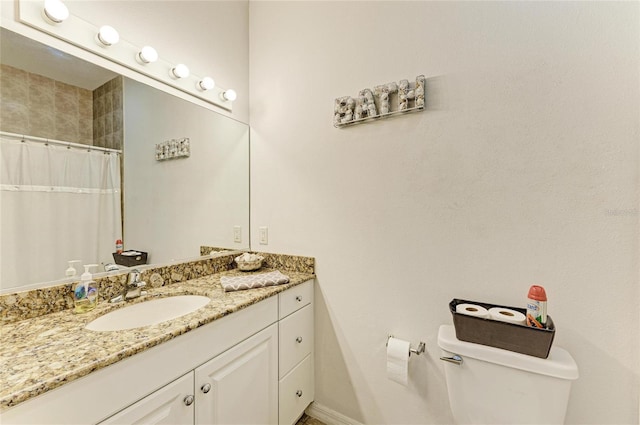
(456, 303, 490, 319)
(489, 307, 527, 325)
(387, 337, 410, 386)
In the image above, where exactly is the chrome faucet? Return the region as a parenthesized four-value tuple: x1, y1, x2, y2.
(110, 269, 147, 303)
(124, 269, 146, 300)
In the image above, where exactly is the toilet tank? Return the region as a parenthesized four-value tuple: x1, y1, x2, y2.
(438, 325, 579, 425)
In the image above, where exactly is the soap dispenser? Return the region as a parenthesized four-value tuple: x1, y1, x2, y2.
(74, 264, 99, 314)
(65, 260, 81, 278)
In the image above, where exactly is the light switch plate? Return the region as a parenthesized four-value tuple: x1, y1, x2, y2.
(233, 226, 242, 243)
(259, 227, 268, 245)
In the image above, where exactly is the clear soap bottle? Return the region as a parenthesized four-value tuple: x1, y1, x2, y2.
(74, 264, 99, 314)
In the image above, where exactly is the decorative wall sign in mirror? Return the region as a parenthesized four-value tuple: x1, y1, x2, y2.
(0, 27, 250, 292)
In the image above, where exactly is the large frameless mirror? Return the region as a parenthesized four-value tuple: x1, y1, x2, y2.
(0, 27, 249, 292)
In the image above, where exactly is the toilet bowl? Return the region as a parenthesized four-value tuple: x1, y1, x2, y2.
(438, 325, 578, 424)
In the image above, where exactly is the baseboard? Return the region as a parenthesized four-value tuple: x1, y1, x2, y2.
(305, 402, 364, 425)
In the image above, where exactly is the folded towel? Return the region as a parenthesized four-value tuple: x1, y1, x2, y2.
(221, 270, 290, 292)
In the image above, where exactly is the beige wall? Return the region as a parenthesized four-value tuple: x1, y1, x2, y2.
(249, 2, 639, 424)
(0, 64, 93, 144)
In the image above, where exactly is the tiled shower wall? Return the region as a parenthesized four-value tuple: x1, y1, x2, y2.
(0, 64, 123, 150)
(93, 76, 123, 150)
(0, 64, 93, 145)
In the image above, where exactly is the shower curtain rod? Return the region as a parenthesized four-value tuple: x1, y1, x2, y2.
(0, 131, 122, 154)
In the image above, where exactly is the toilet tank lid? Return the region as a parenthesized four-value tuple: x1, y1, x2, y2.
(438, 325, 579, 380)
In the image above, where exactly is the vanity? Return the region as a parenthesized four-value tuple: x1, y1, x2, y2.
(0, 254, 315, 425)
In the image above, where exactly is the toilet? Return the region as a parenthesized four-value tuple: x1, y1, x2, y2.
(438, 325, 579, 424)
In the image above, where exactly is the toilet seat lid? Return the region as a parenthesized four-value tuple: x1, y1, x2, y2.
(438, 325, 579, 380)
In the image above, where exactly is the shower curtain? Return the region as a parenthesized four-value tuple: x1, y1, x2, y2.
(0, 137, 122, 290)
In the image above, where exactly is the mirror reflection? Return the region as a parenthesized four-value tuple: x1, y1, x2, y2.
(0, 28, 250, 292)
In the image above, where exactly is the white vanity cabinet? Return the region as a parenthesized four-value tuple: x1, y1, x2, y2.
(1, 280, 314, 425)
(100, 324, 278, 425)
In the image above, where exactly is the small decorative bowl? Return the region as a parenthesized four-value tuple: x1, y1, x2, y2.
(235, 253, 264, 271)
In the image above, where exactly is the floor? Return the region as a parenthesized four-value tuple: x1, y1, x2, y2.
(296, 413, 326, 425)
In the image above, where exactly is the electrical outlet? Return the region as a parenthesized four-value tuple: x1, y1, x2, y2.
(259, 226, 268, 245)
(233, 226, 242, 243)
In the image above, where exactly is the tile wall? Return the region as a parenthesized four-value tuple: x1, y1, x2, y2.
(92, 76, 123, 150)
(0, 64, 93, 145)
(0, 64, 123, 150)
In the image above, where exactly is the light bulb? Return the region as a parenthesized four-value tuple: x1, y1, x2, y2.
(43, 0, 69, 24)
(97, 25, 119, 46)
(170, 64, 190, 79)
(137, 46, 158, 64)
(198, 77, 215, 91)
(221, 89, 237, 102)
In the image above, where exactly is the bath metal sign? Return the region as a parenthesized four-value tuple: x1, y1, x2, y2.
(156, 137, 191, 161)
(334, 75, 425, 128)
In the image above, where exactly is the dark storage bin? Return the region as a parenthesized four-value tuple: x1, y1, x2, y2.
(112, 250, 148, 267)
(449, 298, 555, 359)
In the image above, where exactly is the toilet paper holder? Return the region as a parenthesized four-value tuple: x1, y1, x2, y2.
(387, 335, 426, 356)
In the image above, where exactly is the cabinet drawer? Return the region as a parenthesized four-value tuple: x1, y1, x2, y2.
(279, 304, 313, 378)
(279, 280, 313, 319)
(278, 354, 314, 425)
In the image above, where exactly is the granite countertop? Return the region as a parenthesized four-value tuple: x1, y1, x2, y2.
(0, 268, 314, 411)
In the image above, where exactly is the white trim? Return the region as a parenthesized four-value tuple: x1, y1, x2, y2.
(305, 402, 364, 425)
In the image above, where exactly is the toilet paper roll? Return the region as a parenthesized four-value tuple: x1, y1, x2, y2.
(386, 337, 410, 386)
(489, 307, 527, 325)
(456, 303, 490, 319)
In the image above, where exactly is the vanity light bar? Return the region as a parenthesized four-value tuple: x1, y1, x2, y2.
(22, 0, 235, 110)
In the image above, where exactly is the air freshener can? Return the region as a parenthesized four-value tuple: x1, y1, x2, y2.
(526, 285, 547, 328)
(115, 239, 123, 254)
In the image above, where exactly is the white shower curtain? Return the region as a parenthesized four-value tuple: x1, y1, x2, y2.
(0, 137, 122, 290)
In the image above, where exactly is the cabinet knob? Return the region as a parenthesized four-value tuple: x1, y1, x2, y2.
(201, 383, 211, 393)
(183, 395, 194, 406)
(296, 390, 303, 398)
(295, 296, 302, 302)
(295, 336, 303, 344)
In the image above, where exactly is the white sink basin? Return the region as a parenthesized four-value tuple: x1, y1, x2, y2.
(86, 295, 210, 332)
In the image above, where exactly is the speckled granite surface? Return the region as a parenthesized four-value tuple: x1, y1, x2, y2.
(0, 257, 314, 411)
(0, 253, 238, 324)
(201, 247, 315, 275)
(1, 251, 315, 325)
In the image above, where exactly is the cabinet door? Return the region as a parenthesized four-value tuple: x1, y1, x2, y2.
(99, 372, 194, 425)
(195, 324, 278, 425)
